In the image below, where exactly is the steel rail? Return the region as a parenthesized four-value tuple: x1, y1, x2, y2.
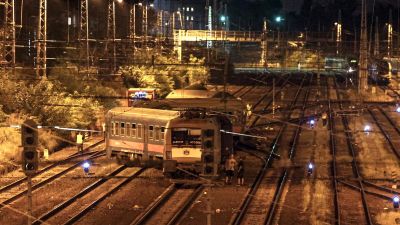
(0, 139, 104, 194)
(130, 184, 177, 225)
(230, 73, 307, 225)
(326, 76, 340, 225)
(264, 73, 312, 225)
(248, 74, 293, 128)
(367, 108, 400, 160)
(334, 79, 373, 225)
(32, 165, 129, 225)
(0, 151, 106, 209)
(62, 168, 147, 225)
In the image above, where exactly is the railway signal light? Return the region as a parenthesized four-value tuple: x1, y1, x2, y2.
(394, 196, 399, 208)
(307, 163, 313, 175)
(82, 161, 90, 174)
(364, 125, 371, 133)
(396, 107, 400, 113)
(21, 119, 39, 175)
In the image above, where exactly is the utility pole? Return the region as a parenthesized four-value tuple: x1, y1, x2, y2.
(1, 0, 16, 76)
(79, 0, 89, 75)
(388, 9, 393, 58)
(359, 0, 368, 94)
(374, 17, 379, 56)
(36, 0, 47, 78)
(223, 53, 229, 113)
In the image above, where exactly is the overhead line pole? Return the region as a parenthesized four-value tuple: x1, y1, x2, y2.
(79, 0, 89, 75)
(36, 0, 47, 78)
(359, 0, 368, 94)
(1, 0, 16, 77)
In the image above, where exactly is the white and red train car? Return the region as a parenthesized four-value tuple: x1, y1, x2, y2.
(105, 107, 233, 178)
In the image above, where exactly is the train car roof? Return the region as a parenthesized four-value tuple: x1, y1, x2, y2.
(107, 107, 180, 121)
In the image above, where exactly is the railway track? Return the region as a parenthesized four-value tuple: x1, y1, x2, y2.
(332, 78, 373, 225)
(0, 139, 104, 195)
(0, 149, 105, 208)
(230, 73, 310, 225)
(367, 106, 400, 160)
(131, 184, 203, 225)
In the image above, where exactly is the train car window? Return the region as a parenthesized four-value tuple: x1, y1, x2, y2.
(171, 128, 201, 147)
(131, 123, 136, 138)
(155, 126, 160, 141)
(161, 127, 165, 137)
(115, 122, 120, 136)
(126, 123, 130, 136)
(120, 122, 125, 136)
(137, 124, 143, 139)
(149, 125, 154, 140)
(111, 122, 115, 136)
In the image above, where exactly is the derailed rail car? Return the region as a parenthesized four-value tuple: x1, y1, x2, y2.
(105, 107, 233, 178)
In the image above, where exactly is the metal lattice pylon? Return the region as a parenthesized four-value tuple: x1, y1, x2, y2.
(260, 18, 268, 68)
(36, 0, 47, 77)
(359, 0, 368, 93)
(79, 0, 89, 74)
(129, 4, 135, 40)
(106, 0, 116, 72)
(1, 0, 15, 74)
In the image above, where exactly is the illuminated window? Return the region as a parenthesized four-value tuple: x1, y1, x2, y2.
(186, 7, 189, 12)
(186, 16, 189, 21)
(191, 7, 194, 12)
(137, 124, 142, 139)
(115, 122, 119, 136)
(155, 126, 160, 141)
(126, 123, 130, 136)
(191, 16, 193, 21)
(120, 122, 125, 136)
(149, 125, 154, 140)
(131, 123, 136, 138)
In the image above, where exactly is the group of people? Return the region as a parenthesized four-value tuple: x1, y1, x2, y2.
(224, 154, 245, 185)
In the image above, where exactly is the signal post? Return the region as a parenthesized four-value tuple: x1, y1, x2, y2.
(21, 119, 39, 225)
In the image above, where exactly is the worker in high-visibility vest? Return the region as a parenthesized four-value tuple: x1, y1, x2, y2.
(77, 132, 83, 153)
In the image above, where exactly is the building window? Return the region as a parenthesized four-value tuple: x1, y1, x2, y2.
(149, 125, 154, 140)
(115, 122, 119, 136)
(131, 123, 136, 138)
(126, 123, 130, 136)
(186, 16, 189, 21)
(155, 126, 160, 141)
(191, 16, 193, 21)
(186, 7, 189, 12)
(137, 124, 142, 139)
(120, 122, 125, 136)
(191, 7, 194, 12)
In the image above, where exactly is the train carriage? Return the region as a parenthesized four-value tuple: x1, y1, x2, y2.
(105, 107, 233, 178)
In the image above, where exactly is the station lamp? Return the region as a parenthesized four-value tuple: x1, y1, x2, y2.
(220, 15, 226, 22)
(393, 195, 399, 208)
(275, 16, 282, 23)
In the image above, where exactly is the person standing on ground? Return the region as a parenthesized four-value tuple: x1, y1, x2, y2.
(237, 157, 245, 186)
(225, 154, 237, 184)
